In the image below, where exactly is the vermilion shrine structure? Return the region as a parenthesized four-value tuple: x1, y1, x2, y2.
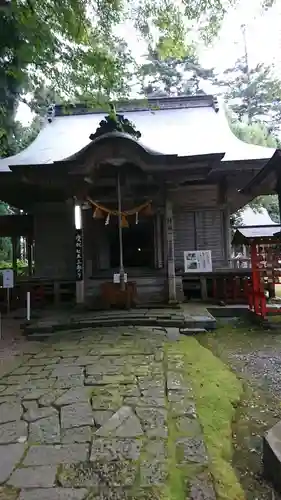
(232, 226, 281, 317)
(0, 94, 279, 308)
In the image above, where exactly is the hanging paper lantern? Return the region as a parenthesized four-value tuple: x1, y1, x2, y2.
(121, 215, 129, 228)
(142, 203, 153, 216)
(93, 207, 104, 219)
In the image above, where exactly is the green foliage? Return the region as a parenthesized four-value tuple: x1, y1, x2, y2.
(0, 202, 12, 261)
(218, 57, 281, 134)
(139, 46, 214, 96)
(0, 260, 28, 275)
(0, 237, 11, 261)
(224, 104, 281, 226)
(1, 0, 259, 156)
(0, 0, 133, 156)
(230, 120, 280, 148)
(255, 195, 280, 223)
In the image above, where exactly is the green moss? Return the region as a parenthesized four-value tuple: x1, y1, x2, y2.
(175, 337, 245, 500)
(166, 415, 186, 500)
(0, 487, 19, 500)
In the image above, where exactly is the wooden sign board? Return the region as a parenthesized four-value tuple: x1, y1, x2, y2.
(75, 229, 84, 281)
(184, 251, 212, 273)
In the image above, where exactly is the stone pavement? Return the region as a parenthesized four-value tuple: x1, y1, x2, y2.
(0, 326, 216, 500)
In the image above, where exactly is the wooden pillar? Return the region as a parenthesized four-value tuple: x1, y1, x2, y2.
(223, 208, 231, 267)
(165, 197, 176, 302)
(154, 212, 163, 269)
(275, 172, 281, 224)
(27, 237, 33, 276)
(54, 281, 60, 307)
(12, 236, 17, 276)
(200, 276, 208, 300)
(156, 212, 163, 269)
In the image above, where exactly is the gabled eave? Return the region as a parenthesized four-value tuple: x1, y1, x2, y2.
(240, 149, 281, 197)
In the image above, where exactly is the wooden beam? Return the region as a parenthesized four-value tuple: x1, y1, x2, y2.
(164, 195, 176, 302)
(0, 215, 33, 237)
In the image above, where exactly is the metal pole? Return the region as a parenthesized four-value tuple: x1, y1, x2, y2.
(6, 288, 10, 316)
(27, 291, 30, 321)
(241, 24, 251, 124)
(117, 172, 125, 291)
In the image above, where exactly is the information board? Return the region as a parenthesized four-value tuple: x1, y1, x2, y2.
(1, 269, 14, 288)
(184, 250, 212, 273)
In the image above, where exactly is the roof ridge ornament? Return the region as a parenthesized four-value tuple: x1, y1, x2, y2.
(47, 104, 55, 123)
(89, 103, 141, 141)
(213, 96, 219, 113)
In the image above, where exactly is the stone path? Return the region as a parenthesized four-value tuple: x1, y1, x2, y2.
(0, 326, 216, 500)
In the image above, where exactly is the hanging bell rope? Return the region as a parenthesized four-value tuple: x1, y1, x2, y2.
(141, 203, 153, 217)
(93, 207, 104, 219)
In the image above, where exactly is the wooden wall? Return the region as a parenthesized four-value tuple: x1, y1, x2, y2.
(172, 185, 229, 270)
(31, 183, 231, 280)
(33, 202, 76, 279)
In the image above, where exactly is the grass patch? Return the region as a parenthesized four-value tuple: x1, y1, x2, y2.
(177, 336, 245, 500)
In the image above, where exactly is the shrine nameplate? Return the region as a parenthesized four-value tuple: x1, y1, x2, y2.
(75, 229, 84, 281)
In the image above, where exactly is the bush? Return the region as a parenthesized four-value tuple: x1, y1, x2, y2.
(0, 260, 29, 275)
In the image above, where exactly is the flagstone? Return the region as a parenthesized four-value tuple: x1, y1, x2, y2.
(95, 406, 143, 438)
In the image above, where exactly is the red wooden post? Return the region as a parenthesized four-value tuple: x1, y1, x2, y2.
(251, 242, 261, 316)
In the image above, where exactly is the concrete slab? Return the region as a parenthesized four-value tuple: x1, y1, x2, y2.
(263, 420, 281, 492)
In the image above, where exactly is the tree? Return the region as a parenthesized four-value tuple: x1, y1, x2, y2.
(139, 46, 214, 96)
(256, 195, 280, 223)
(1, 0, 274, 156)
(0, 0, 135, 156)
(217, 57, 281, 134)
(0, 202, 12, 262)
(227, 113, 280, 226)
(227, 111, 281, 148)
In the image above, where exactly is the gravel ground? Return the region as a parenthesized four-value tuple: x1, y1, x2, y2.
(228, 346, 281, 399)
(201, 326, 281, 500)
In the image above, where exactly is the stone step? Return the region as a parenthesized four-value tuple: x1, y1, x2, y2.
(23, 312, 216, 339)
(180, 327, 207, 335)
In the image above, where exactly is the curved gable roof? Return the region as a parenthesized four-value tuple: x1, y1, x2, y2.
(0, 95, 275, 172)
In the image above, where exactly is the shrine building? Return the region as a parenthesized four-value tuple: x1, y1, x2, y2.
(0, 94, 278, 307)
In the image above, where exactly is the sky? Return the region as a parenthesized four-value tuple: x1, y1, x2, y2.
(17, 0, 281, 125)
(199, 0, 281, 73)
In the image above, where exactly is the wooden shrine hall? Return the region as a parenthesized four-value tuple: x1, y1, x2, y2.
(0, 94, 279, 308)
